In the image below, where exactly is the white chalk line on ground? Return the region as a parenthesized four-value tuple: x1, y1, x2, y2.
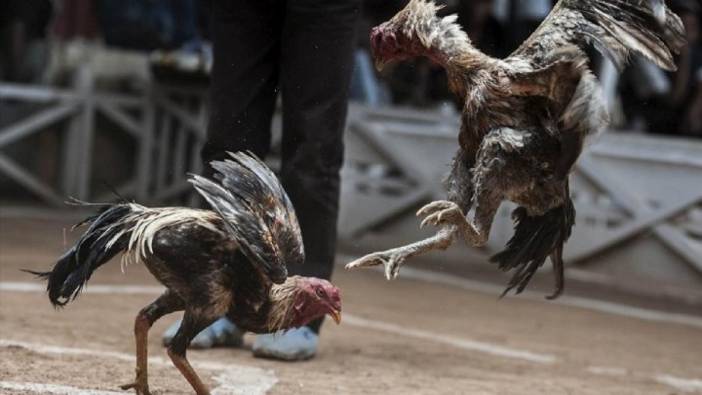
(655, 375, 702, 393)
(0, 381, 124, 395)
(343, 314, 556, 364)
(0, 339, 277, 395)
(586, 366, 702, 394)
(382, 266, 702, 329)
(381, 267, 702, 392)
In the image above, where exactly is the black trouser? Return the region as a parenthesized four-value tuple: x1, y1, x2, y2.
(202, 0, 360, 332)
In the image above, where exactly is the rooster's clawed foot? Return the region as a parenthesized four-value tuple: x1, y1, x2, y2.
(120, 373, 150, 395)
(417, 200, 466, 229)
(417, 200, 485, 246)
(345, 249, 407, 280)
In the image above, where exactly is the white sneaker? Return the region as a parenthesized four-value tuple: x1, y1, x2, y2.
(252, 327, 318, 361)
(162, 317, 244, 349)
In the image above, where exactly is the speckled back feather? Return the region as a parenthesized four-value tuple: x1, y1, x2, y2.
(511, 0, 685, 71)
(101, 205, 222, 269)
(190, 152, 304, 284)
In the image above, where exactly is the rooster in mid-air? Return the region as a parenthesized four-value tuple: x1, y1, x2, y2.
(347, 0, 685, 298)
(29, 152, 342, 395)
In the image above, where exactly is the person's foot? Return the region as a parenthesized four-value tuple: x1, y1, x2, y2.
(162, 317, 244, 349)
(252, 327, 318, 361)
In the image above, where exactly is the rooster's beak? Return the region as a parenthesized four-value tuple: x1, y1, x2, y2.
(329, 309, 342, 325)
(374, 58, 387, 72)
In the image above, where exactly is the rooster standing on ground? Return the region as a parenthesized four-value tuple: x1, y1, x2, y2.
(347, 0, 685, 298)
(29, 152, 342, 395)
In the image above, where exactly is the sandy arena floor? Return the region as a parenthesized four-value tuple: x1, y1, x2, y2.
(1, 216, 701, 395)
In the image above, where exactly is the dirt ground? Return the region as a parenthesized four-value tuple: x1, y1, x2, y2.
(1, 217, 701, 395)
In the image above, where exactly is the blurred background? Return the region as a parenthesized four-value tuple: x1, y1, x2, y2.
(1, 2, 702, 393)
(1, 0, 702, 310)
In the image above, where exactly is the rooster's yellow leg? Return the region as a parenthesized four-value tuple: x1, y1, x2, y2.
(167, 348, 211, 395)
(121, 291, 184, 395)
(167, 310, 217, 395)
(345, 226, 457, 279)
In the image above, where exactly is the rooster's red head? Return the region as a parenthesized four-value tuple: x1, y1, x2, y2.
(289, 277, 342, 327)
(370, 0, 471, 70)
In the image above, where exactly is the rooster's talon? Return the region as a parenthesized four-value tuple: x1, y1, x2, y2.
(346, 252, 405, 280)
(416, 200, 454, 217)
(419, 217, 431, 229)
(345, 254, 382, 269)
(418, 201, 466, 230)
(419, 212, 441, 229)
(417, 201, 465, 230)
(120, 382, 150, 395)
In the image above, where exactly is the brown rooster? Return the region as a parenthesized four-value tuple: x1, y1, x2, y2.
(347, 0, 685, 298)
(28, 152, 342, 395)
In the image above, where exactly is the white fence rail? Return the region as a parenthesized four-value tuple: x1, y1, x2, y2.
(0, 68, 152, 203)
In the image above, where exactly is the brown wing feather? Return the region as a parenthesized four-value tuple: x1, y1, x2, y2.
(190, 152, 304, 284)
(509, 0, 685, 71)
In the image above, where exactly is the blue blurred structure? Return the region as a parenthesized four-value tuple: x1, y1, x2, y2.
(97, 0, 200, 51)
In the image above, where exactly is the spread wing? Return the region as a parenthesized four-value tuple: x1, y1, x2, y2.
(504, 0, 684, 146)
(510, 0, 685, 70)
(190, 152, 304, 284)
(509, 0, 685, 71)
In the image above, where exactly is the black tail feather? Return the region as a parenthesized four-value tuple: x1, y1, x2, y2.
(491, 198, 575, 299)
(545, 245, 565, 300)
(21, 269, 50, 278)
(27, 203, 134, 307)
